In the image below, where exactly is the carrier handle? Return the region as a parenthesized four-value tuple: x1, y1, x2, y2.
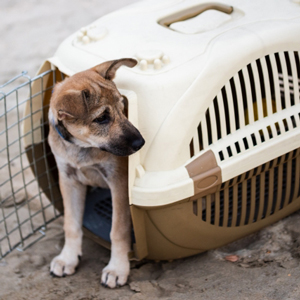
(158, 3, 233, 28)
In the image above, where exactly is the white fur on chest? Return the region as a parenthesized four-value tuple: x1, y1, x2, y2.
(76, 165, 108, 188)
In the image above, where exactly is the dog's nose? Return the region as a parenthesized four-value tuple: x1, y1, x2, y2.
(131, 137, 145, 151)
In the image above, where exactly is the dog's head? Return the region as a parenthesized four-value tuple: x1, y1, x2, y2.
(49, 58, 145, 156)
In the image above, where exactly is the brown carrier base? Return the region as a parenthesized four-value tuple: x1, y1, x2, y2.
(131, 148, 300, 260)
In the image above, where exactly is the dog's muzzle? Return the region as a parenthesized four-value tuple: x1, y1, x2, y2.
(104, 129, 145, 157)
(131, 136, 145, 152)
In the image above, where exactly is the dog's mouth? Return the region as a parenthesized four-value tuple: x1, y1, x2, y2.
(99, 147, 136, 157)
(100, 136, 145, 157)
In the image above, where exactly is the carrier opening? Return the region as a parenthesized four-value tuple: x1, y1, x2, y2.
(22, 63, 131, 250)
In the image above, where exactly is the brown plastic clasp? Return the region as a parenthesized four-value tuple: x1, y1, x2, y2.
(185, 150, 222, 199)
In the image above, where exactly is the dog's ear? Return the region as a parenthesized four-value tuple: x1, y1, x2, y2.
(93, 58, 137, 80)
(52, 89, 87, 121)
(57, 110, 75, 121)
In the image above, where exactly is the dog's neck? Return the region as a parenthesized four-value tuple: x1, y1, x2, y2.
(49, 108, 74, 143)
(55, 120, 74, 143)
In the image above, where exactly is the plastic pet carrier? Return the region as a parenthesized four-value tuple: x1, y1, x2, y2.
(16, 0, 300, 260)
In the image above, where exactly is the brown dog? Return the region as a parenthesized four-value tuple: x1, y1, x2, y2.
(48, 58, 145, 288)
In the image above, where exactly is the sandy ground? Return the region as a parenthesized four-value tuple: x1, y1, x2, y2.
(1, 1, 300, 299)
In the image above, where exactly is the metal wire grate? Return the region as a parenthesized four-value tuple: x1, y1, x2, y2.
(0, 70, 62, 260)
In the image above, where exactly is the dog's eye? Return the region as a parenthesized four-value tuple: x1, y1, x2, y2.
(93, 113, 110, 125)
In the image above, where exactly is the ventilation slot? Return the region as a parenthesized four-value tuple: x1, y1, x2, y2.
(94, 195, 112, 221)
(190, 51, 300, 158)
(199, 149, 300, 227)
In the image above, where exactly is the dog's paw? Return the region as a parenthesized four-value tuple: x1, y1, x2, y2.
(101, 260, 130, 288)
(50, 251, 81, 277)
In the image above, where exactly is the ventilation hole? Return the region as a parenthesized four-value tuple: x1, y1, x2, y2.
(210, 194, 216, 225)
(262, 170, 270, 219)
(213, 98, 222, 140)
(243, 137, 249, 150)
(205, 110, 212, 145)
(286, 52, 296, 106)
(227, 146, 233, 157)
(219, 151, 224, 161)
(265, 55, 277, 114)
(284, 51, 292, 77)
(202, 198, 206, 222)
(235, 142, 241, 153)
(210, 204, 215, 225)
(237, 174, 242, 183)
(189, 139, 194, 158)
(270, 166, 279, 215)
(259, 129, 265, 142)
(251, 133, 257, 146)
(291, 93, 295, 107)
(279, 66, 287, 110)
(219, 190, 224, 226)
(238, 70, 249, 125)
(197, 123, 203, 151)
(236, 183, 243, 226)
(253, 166, 258, 177)
(244, 179, 252, 224)
(277, 155, 282, 165)
(292, 149, 298, 158)
(245, 170, 251, 180)
(283, 118, 289, 132)
(94, 197, 112, 221)
(256, 59, 267, 115)
(294, 52, 300, 80)
(290, 115, 297, 128)
(193, 200, 198, 216)
(267, 126, 273, 139)
(289, 158, 297, 204)
(253, 101, 258, 122)
(230, 78, 240, 130)
(275, 122, 281, 135)
(284, 152, 290, 162)
(269, 158, 274, 169)
(275, 53, 282, 73)
(221, 87, 231, 135)
(227, 187, 234, 227)
(247, 64, 258, 121)
(279, 162, 288, 209)
(253, 175, 261, 222)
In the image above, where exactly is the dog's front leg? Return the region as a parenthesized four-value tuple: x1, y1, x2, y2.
(50, 171, 86, 277)
(101, 182, 131, 288)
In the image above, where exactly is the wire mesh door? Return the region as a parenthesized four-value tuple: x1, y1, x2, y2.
(0, 70, 62, 260)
